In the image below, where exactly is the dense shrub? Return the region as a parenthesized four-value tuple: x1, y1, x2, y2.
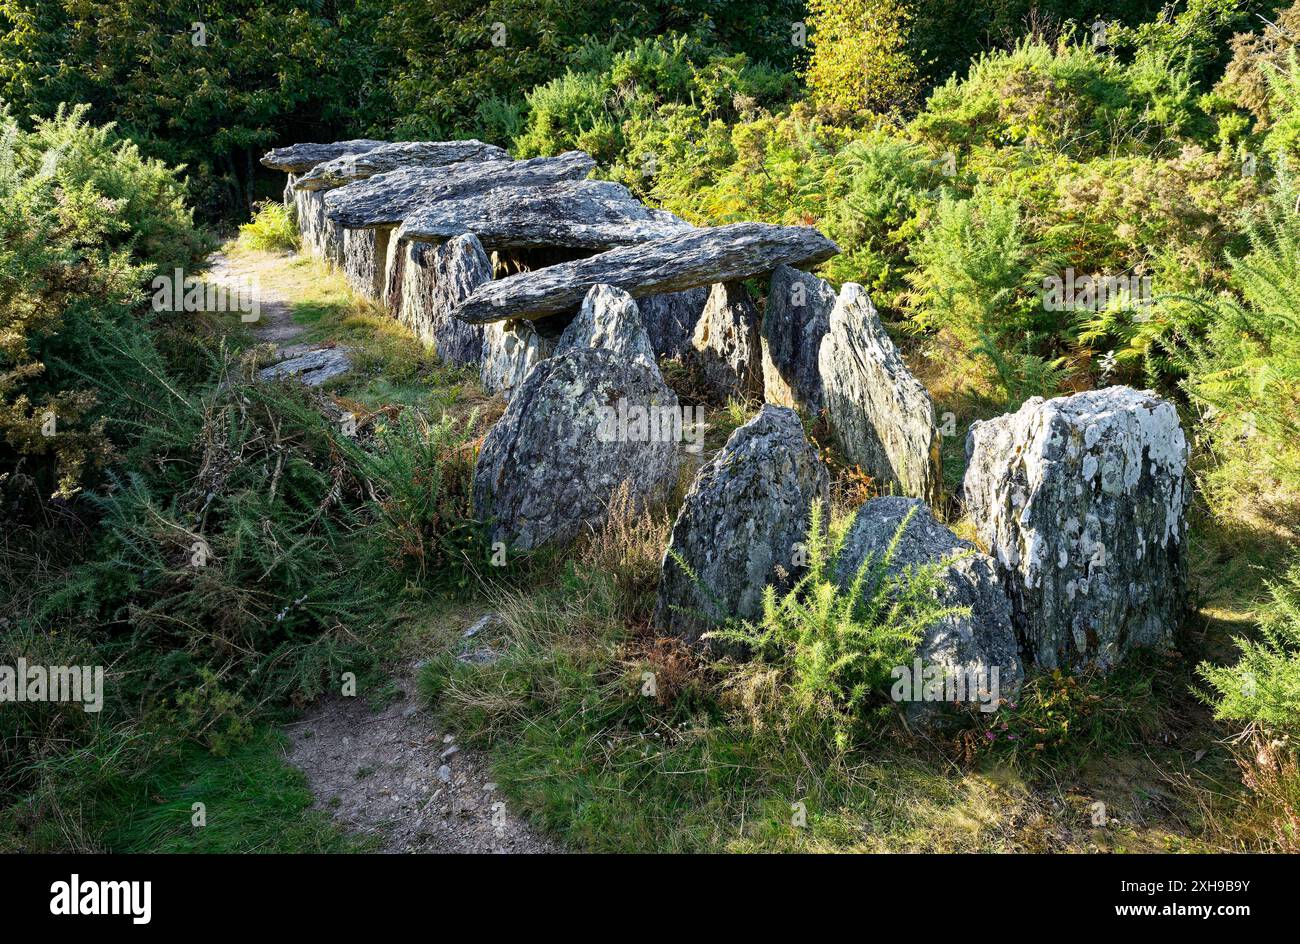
(0, 104, 206, 498)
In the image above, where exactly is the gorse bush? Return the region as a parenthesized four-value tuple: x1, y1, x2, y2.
(1198, 558, 1300, 737)
(703, 502, 966, 745)
(0, 104, 205, 499)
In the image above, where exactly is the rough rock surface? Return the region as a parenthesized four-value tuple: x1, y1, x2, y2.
(637, 287, 709, 360)
(479, 319, 558, 402)
(452, 223, 840, 324)
(762, 264, 836, 413)
(554, 284, 657, 367)
(835, 497, 1023, 718)
(396, 234, 492, 366)
(654, 405, 829, 643)
(691, 282, 763, 400)
(819, 283, 941, 504)
(258, 347, 351, 386)
(295, 140, 509, 191)
(962, 386, 1191, 672)
(397, 179, 691, 249)
(342, 226, 392, 300)
(473, 348, 681, 551)
(324, 151, 596, 229)
(293, 187, 342, 264)
(261, 139, 387, 173)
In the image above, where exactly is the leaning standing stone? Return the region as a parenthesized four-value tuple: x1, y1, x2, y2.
(654, 405, 829, 643)
(761, 265, 836, 414)
(818, 283, 941, 503)
(962, 386, 1191, 672)
(473, 348, 681, 552)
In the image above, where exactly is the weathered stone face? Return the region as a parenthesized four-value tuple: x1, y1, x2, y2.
(342, 226, 393, 300)
(835, 497, 1023, 722)
(473, 348, 681, 552)
(294, 140, 509, 191)
(293, 187, 341, 264)
(396, 179, 692, 250)
(691, 282, 763, 401)
(762, 265, 836, 414)
(962, 386, 1191, 672)
(636, 288, 709, 360)
(324, 151, 596, 229)
(480, 319, 558, 402)
(818, 283, 942, 504)
(261, 139, 388, 173)
(452, 223, 840, 324)
(555, 284, 657, 368)
(395, 234, 491, 367)
(654, 405, 830, 643)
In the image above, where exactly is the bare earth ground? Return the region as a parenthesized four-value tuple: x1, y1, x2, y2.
(284, 670, 561, 854)
(207, 248, 561, 853)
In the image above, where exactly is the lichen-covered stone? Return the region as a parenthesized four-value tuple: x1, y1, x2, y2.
(480, 319, 558, 402)
(819, 283, 941, 503)
(636, 288, 708, 360)
(835, 497, 1023, 719)
(295, 140, 509, 191)
(261, 139, 387, 173)
(962, 386, 1191, 672)
(453, 223, 840, 324)
(396, 234, 491, 366)
(555, 284, 656, 367)
(473, 348, 681, 551)
(324, 151, 596, 229)
(762, 264, 836, 413)
(258, 346, 351, 387)
(396, 179, 691, 249)
(690, 282, 763, 400)
(654, 405, 829, 643)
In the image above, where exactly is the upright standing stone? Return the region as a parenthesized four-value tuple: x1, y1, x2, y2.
(342, 226, 393, 301)
(654, 405, 829, 643)
(962, 386, 1191, 672)
(397, 234, 492, 366)
(762, 265, 836, 413)
(819, 283, 941, 503)
(480, 320, 557, 401)
(691, 282, 763, 401)
(637, 288, 709, 360)
(555, 284, 657, 367)
(473, 348, 681, 552)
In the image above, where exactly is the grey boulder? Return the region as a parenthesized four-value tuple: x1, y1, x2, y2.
(452, 223, 840, 324)
(654, 405, 829, 643)
(396, 179, 692, 250)
(962, 386, 1191, 672)
(819, 283, 942, 504)
(473, 348, 681, 552)
(835, 497, 1023, 720)
(762, 265, 836, 413)
(324, 151, 596, 229)
(294, 140, 509, 191)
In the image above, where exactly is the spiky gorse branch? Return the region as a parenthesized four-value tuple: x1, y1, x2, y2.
(702, 501, 969, 745)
